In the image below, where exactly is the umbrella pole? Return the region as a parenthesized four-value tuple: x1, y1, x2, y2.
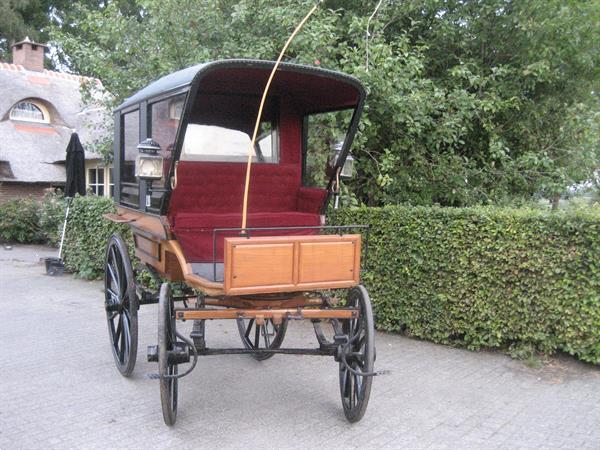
(58, 197, 72, 260)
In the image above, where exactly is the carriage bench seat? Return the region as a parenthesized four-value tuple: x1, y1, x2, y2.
(168, 162, 327, 263)
(173, 210, 321, 264)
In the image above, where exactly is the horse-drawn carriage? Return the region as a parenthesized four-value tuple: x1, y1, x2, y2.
(103, 59, 376, 425)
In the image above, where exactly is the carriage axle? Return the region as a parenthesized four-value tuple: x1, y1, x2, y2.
(148, 345, 336, 360)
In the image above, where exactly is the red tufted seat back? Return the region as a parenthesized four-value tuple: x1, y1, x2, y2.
(169, 162, 300, 216)
(167, 162, 326, 262)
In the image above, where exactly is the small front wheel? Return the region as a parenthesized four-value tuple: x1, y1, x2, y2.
(339, 285, 375, 423)
(158, 283, 178, 426)
(236, 318, 288, 360)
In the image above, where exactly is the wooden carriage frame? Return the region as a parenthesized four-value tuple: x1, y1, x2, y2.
(103, 59, 377, 426)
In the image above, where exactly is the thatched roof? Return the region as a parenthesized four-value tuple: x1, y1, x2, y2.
(0, 63, 107, 184)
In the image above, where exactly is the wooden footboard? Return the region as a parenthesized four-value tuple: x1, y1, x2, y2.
(223, 234, 361, 295)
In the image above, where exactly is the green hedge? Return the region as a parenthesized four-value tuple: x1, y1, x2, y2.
(61, 195, 132, 279)
(4, 194, 598, 363)
(332, 205, 600, 364)
(0, 194, 64, 245)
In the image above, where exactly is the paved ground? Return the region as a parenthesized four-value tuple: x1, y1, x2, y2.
(1, 245, 599, 449)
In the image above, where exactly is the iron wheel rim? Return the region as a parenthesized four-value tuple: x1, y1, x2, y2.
(339, 285, 374, 422)
(158, 283, 178, 426)
(104, 234, 138, 376)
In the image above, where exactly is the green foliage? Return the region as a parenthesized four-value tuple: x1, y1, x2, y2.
(61, 195, 132, 279)
(332, 205, 600, 364)
(0, 193, 64, 245)
(50, 0, 600, 205)
(38, 192, 65, 245)
(0, 197, 41, 243)
(0, 0, 135, 67)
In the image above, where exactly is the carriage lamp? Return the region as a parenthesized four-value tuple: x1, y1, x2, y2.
(340, 153, 354, 179)
(329, 141, 355, 179)
(135, 138, 163, 180)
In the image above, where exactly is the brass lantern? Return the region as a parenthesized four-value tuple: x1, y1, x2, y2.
(329, 141, 355, 179)
(135, 138, 163, 180)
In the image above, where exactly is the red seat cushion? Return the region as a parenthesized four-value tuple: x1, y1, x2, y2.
(173, 211, 320, 262)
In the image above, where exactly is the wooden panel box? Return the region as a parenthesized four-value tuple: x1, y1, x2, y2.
(224, 234, 361, 295)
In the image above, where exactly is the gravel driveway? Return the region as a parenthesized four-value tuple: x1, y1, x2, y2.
(1, 245, 599, 449)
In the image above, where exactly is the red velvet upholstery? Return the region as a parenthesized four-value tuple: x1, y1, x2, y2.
(169, 162, 300, 214)
(297, 187, 327, 214)
(200, 68, 361, 114)
(169, 162, 326, 262)
(167, 99, 328, 263)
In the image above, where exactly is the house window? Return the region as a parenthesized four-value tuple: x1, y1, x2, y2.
(86, 165, 114, 198)
(108, 168, 115, 197)
(88, 167, 105, 196)
(10, 100, 49, 123)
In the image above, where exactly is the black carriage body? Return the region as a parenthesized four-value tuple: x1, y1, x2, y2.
(112, 59, 365, 218)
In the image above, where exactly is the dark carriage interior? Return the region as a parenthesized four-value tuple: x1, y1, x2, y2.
(164, 66, 361, 267)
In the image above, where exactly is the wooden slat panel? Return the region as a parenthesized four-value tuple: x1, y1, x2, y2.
(228, 243, 295, 289)
(298, 241, 356, 284)
(134, 233, 160, 261)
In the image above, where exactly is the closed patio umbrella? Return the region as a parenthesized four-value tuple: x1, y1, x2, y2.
(46, 132, 86, 275)
(64, 132, 86, 197)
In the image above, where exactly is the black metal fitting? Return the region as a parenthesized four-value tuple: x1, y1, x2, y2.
(104, 298, 119, 312)
(333, 334, 349, 362)
(167, 342, 191, 365)
(147, 345, 158, 362)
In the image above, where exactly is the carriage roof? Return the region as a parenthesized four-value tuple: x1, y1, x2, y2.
(115, 59, 366, 112)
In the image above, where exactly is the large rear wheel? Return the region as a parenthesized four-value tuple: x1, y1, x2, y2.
(104, 234, 138, 377)
(339, 285, 375, 423)
(158, 283, 178, 426)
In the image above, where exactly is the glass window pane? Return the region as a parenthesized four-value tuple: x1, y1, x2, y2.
(97, 185, 104, 196)
(149, 93, 185, 181)
(304, 109, 353, 187)
(122, 110, 139, 183)
(181, 94, 278, 163)
(89, 168, 96, 184)
(97, 168, 104, 182)
(170, 99, 183, 120)
(11, 102, 45, 121)
(121, 111, 140, 208)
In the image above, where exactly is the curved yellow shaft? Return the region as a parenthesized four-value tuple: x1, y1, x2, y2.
(241, 1, 322, 231)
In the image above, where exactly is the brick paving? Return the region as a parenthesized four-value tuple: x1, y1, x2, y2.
(1, 245, 599, 449)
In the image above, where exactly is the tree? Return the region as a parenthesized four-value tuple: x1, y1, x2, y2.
(0, 0, 138, 67)
(49, 0, 600, 207)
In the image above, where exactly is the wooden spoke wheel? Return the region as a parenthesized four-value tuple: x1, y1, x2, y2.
(339, 285, 375, 423)
(236, 317, 288, 360)
(158, 283, 178, 426)
(104, 234, 138, 377)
